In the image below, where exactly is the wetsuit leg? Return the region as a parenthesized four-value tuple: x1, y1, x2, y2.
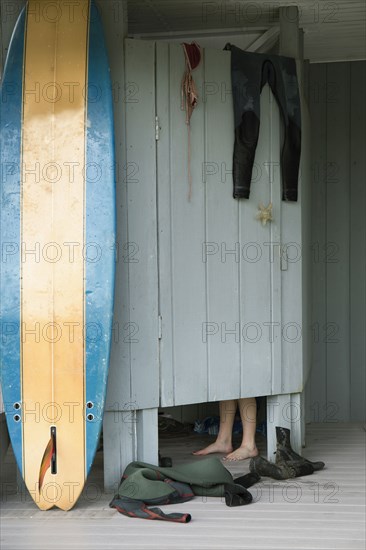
(270, 56, 301, 201)
(229, 46, 262, 199)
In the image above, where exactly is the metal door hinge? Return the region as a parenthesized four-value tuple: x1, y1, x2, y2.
(155, 116, 160, 141)
(158, 315, 162, 339)
(280, 245, 288, 271)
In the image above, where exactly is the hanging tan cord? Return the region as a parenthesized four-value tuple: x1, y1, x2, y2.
(181, 42, 202, 202)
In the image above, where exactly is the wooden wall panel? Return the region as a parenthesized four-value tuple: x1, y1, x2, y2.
(308, 61, 366, 422)
(349, 62, 366, 422)
(326, 63, 351, 421)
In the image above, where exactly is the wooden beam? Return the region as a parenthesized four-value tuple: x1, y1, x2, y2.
(130, 26, 271, 40)
(279, 6, 301, 58)
(246, 27, 279, 53)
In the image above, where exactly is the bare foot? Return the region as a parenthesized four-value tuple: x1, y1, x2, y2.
(192, 441, 233, 456)
(223, 445, 258, 462)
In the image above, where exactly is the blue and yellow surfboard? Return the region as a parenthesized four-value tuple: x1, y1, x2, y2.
(0, 0, 116, 510)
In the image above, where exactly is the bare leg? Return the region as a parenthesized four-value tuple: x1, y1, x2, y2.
(223, 397, 258, 461)
(192, 400, 237, 455)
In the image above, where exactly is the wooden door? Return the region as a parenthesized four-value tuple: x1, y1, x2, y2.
(156, 42, 301, 407)
(122, 39, 305, 410)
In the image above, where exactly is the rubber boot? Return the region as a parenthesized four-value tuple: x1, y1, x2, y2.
(250, 455, 314, 480)
(275, 427, 325, 471)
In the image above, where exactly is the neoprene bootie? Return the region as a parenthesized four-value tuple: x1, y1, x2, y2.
(224, 483, 253, 507)
(234, 472, 261, 489)
(249, 455, 314, 480)
(275, 427, 325, 471)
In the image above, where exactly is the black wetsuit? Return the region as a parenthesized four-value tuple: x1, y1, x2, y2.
(225, 44, 301, 202)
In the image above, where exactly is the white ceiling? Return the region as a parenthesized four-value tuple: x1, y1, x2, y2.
(127, 0, 366, 63)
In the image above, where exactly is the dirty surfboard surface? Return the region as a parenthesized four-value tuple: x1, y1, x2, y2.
(0, 0, 116, 510)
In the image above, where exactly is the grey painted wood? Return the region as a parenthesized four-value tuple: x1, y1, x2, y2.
(169, 44, 208, 405)
(156, 41, 175, 407)
(157, 42, 208, 406)
(278, 10, 305, 399)
(239, 84, 275, 398)
(103, 410, 136, 492)
(308, 61, 366, 423)
(308, 64, 327, 423)
(203, 47, 241, 401)
(279, 6, 299, 59)
(350, 62, 366, 422)
(155, 38, 306, 408)
(300, 93, 312, 391)
(136, 408, 159, 465)
(268, 86, 283, 397)
(124, 39, 159, 409)
(3, 423, 365, 550)
(280, 66, 311, 397)
(99, 8, 160, 490)
(326, 63, 351, 422)
(128, 0, 366, 64)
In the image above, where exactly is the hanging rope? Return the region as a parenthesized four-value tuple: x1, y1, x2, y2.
(181, 42, 202, 202)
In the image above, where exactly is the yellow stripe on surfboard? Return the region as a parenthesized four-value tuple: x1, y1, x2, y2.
(21, 0, 90, 510)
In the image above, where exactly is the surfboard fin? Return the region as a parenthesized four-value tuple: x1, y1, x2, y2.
(39, 427, 57, 491)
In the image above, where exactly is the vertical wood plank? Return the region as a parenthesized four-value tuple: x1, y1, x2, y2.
(308, 64, 327, 423)
(168, 43, 208, 406)
(326, 62, 351, 422)
(136, 408, 159, 464)
(156, 41, 175, 407)
(204, 48, 241, 401)
(278, 7, 304, 401)
(103, 411, 136, 492)
(299, 94, 312, 390)
(268, 86, 283, 396)
(350, 61, 366, 421)
(280, 62, 309, 396)
(124, 39, 159, 409)
(239, 85, 273, 397)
